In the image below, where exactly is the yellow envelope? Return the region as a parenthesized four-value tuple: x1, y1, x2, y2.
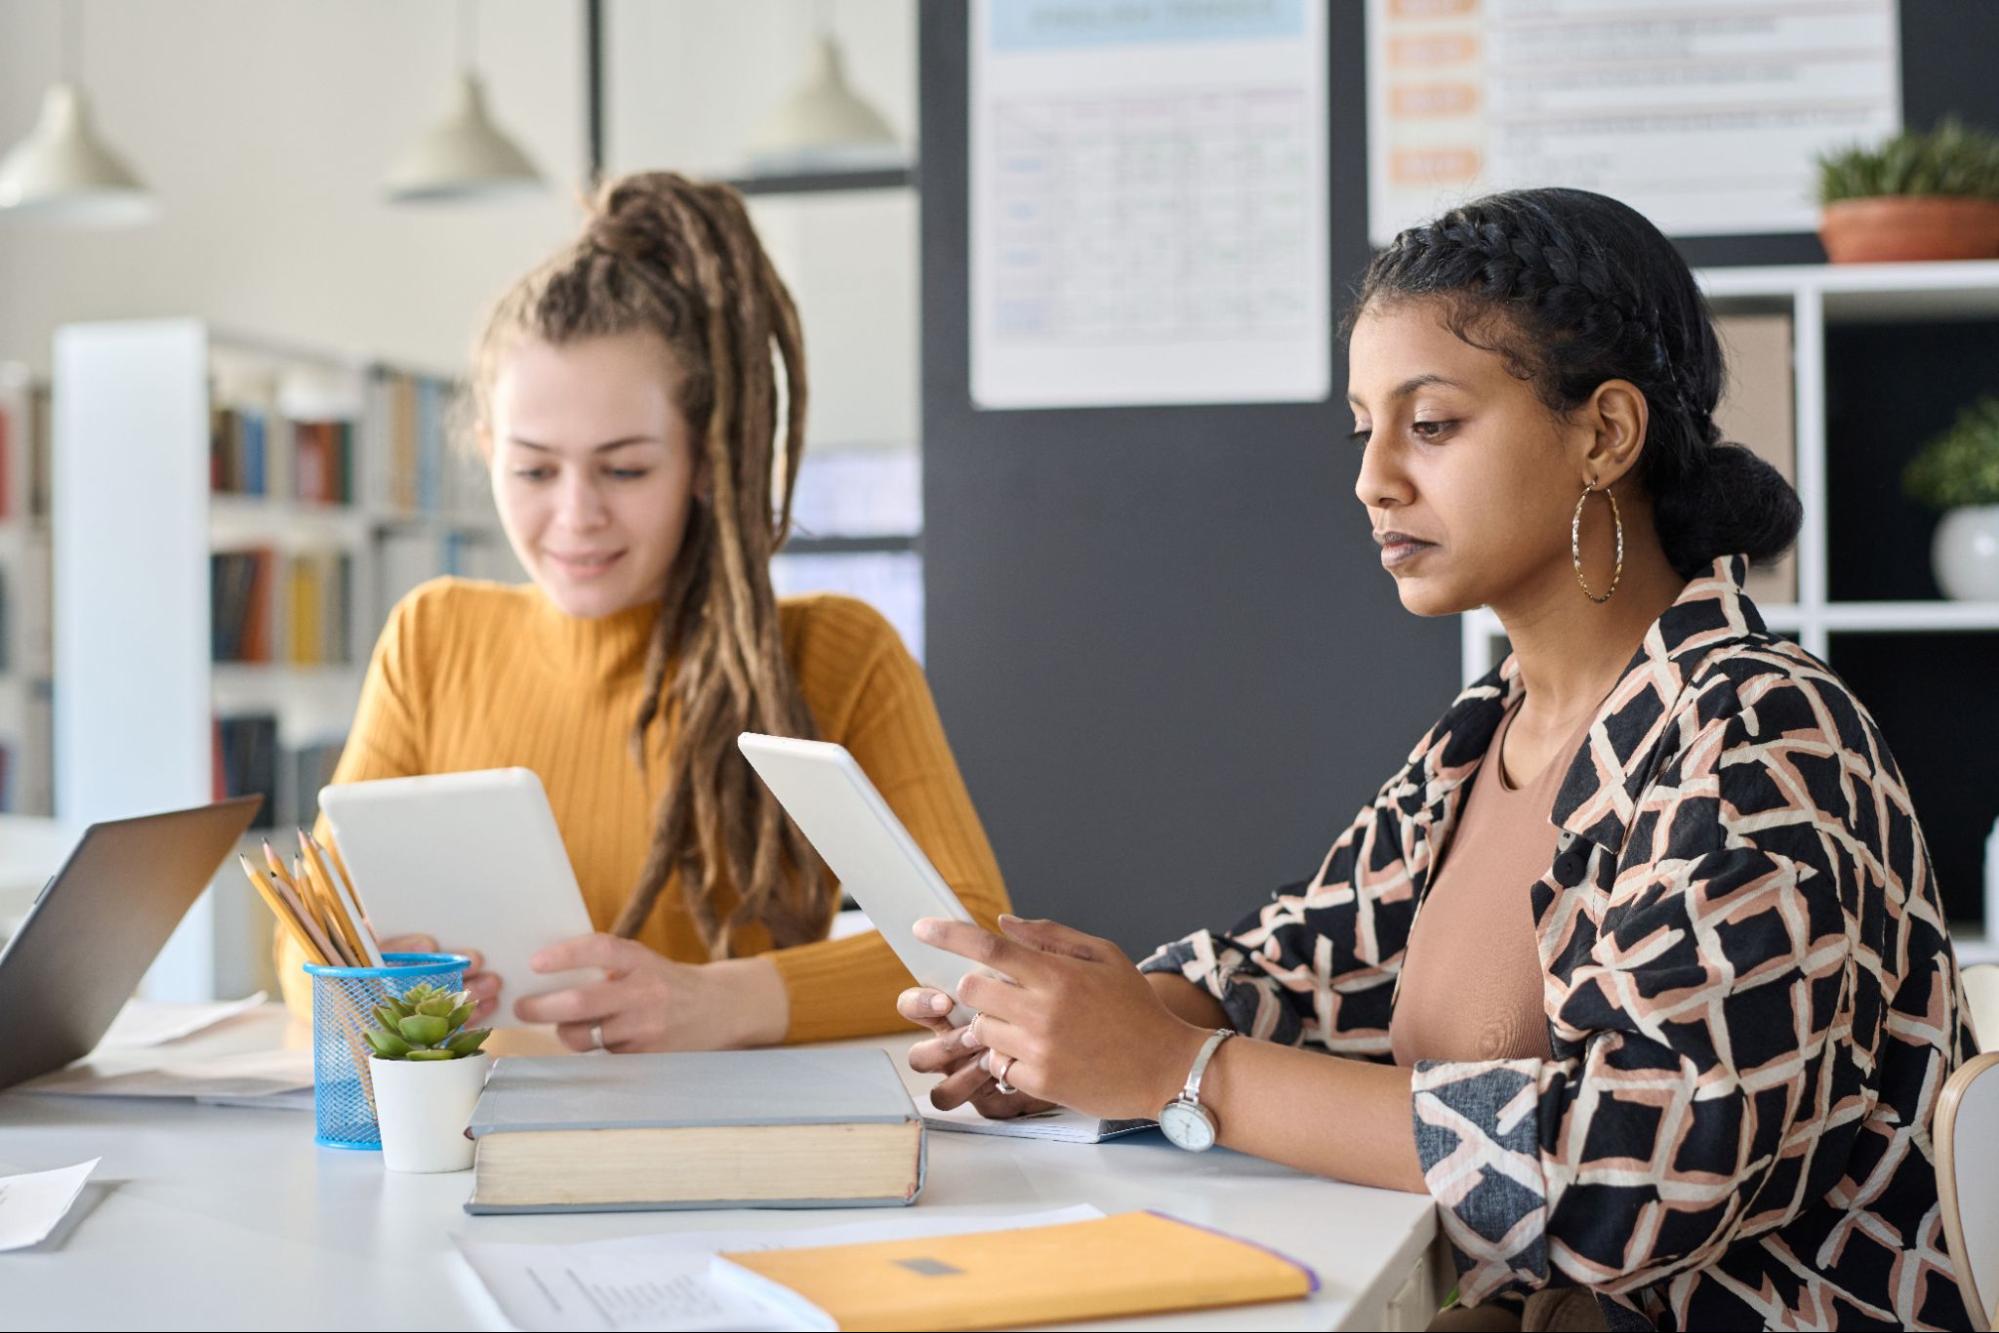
(714, 1210, 1316, 1331)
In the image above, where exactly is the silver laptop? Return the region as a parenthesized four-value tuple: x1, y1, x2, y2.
(0, 796, 262, 1092)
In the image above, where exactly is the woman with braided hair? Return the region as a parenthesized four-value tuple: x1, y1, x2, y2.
(277, 171, 1010, 1049)
(900, 189, 1973, 1330)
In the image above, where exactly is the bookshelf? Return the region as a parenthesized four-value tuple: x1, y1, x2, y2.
(0, 364, 52, 817)
(1459, 260, 1999, 962)
(52, 319, 518, 1000)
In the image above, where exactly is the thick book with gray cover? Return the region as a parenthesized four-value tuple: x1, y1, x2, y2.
(463, 1048, 926, 1215)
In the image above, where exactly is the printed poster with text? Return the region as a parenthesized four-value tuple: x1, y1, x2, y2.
(971, 0, 1332, 410)
(1367, 0, 1901, 245)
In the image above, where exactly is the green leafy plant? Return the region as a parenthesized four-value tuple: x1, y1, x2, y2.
(1817, 118, 1999, 204)
(364, 982, 490, 1061)
(1904, 397, 1999, 510)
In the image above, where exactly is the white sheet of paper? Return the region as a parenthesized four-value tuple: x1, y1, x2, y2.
(454, 1204, 1103, 1333)
(923, 1101, 1155, 1143)
(0, 1159, 100, 1251)
(19, 1047, 311, 1101)
(96, 992, 268, 1048)
(195, 1086, 316, 1112)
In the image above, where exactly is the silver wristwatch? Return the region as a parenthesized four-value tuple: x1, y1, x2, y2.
(1159, 1028, 1234, 1151)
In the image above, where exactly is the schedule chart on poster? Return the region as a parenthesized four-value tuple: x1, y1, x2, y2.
(1366, 0, 1901, 243)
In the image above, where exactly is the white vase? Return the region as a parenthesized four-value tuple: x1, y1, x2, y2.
(370, 1052, 491, 1173)
(1934, 505, 1999, 601)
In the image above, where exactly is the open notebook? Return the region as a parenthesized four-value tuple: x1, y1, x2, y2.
(922, 1100, 1155, 1143)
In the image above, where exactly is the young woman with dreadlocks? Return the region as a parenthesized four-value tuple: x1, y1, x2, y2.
(893, 189, 1974, 1330)
(277, 172, 1009, 1050)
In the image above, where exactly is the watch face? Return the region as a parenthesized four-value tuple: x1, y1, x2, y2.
(1160, 1100, 1216, 1152)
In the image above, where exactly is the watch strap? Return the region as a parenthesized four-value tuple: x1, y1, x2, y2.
(1182, 1028, 1234, 1105)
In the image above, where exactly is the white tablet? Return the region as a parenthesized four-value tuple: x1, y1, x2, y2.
(737, 733, 980, 1024)
(317, 768, 599, 1011)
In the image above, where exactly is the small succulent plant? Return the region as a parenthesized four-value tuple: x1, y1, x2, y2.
(365, 982, 490, 1061)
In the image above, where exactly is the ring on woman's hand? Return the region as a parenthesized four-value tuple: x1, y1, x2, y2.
(589, 1022, 605, 1052)
(968, 1011, 984, 1046)
(994, 1054, 1019, 1095)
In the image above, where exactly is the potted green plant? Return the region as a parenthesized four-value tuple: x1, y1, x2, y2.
(1816, 118, 1999, 263)
(1904, 396, 1999, 601)
(364, 982, 492, 1172)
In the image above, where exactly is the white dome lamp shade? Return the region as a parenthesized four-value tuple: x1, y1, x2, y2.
(745, 31, 902, 175)
(384, 1, 543, 204)
(384, 71, 543, 203)
(0, 2, 156, 227)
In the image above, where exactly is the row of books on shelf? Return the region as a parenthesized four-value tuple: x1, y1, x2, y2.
(212, 712, 343, 832)
(210, 407, 358, 505)
(0, 678, 54, 814)
(377, 528, 521, 610)
(371, 368, 486, 517)
(210, 549, 355, 665)
(0, 367, 49, 522)
(0, 540, 51, 678)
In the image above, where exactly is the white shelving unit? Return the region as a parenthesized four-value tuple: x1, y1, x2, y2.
(1460, 260, 1999, 962)
(0, 364, 52, 816)
(52, 319, 517, 1000)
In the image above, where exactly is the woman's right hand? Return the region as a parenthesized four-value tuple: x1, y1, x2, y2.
(897, 985, 1055, 1120)
(377, 934, 502, 1024)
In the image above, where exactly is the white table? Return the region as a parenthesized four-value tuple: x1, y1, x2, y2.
(0, 1007, 1447, 1331)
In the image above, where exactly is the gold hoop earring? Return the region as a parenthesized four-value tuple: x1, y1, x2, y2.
(1571, 480, 1623, 605)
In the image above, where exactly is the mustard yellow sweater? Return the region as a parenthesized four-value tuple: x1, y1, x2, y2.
(276, 580, 1009, 1041)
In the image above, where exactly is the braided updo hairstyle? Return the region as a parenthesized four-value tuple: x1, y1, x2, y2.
(469, 171, 829, 957)
(1347, 188, 1800, 579)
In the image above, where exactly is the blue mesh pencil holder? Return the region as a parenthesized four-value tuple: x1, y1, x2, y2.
(303, 952, 469, 1151)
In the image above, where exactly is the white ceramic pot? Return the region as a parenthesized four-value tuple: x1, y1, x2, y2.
(370, 1052, 491, 1173)
(1933, 504, 1999, 601)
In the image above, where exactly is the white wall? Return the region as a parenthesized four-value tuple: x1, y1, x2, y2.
(0, 0, 918, 447)
(0, 0, 582, 374)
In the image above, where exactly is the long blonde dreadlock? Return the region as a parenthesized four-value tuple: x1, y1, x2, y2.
(468, 171, 829, 956)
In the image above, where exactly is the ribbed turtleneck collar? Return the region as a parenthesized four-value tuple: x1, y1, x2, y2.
(527, 585, 662, 683)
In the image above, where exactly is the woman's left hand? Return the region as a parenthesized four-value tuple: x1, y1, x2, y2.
(913, 914, 1209, 1121)
(511, 933, 788, 1052)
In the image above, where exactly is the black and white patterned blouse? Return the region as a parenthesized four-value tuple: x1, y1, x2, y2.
(1143, 555, 1974, 1331)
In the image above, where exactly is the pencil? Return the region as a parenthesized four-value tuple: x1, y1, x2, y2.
(238, 855, 329, 967)
(276, 858, 350, 966)
(306, 830, 382, 968)
(262, 839, 295, 892)
(300, 830, 380, 967)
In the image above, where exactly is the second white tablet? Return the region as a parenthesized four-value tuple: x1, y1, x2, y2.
(738, 733, 981, 1024)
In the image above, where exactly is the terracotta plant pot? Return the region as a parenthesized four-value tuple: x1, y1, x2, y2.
(1818, 196, 1999, 263)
